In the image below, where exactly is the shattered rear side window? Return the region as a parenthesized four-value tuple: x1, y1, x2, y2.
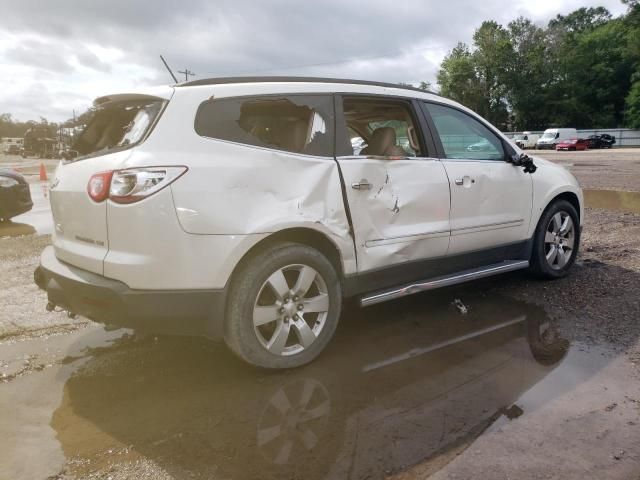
(194, 95, 334, 157)
(71, 100, 164, 160)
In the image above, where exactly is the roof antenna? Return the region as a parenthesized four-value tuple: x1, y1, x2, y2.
(159, 55, 178, 84)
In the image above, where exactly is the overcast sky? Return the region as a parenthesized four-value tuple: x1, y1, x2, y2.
(0, 0, 628, 122)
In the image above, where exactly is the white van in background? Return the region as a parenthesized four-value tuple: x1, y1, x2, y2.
(513, 132, 539, 149)
(536, 128, 578, 150)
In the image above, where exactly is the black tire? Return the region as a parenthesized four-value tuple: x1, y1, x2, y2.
(225, 241, 342, 369)
(530, 199, 580, 279)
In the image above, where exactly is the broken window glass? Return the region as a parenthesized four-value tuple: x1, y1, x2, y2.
(72, 100, 164, 160)
(195, 95, 334, 157)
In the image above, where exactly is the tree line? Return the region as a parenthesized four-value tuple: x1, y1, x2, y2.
(436, 1, 640, 131)
(0, 110, 93, 142)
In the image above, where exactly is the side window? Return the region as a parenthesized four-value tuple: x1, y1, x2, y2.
(424, 103, 505, 161)
(194, 95, 333, 156)
(339, 97, 425, 158)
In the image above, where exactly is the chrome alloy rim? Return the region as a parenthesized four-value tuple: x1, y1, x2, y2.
(544, 211, 575, 270)
(253, 264, 329, 356)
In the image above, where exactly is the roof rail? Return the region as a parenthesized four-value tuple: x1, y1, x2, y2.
(175, 76, 439, 96)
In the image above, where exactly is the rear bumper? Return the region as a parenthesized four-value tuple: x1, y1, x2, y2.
(35, 246, 226, 339)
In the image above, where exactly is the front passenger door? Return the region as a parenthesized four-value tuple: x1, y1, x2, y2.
(335, 96, 451, 273)
(422, 102, 533, 256)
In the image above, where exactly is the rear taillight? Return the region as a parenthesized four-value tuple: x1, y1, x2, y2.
(87, 171, 113, 202)
(87, 166, 187, 203)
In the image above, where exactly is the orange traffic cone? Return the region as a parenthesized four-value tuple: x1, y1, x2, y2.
(39, 162, 48, 181)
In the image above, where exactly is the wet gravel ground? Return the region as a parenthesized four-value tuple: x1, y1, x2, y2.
(1, 149, 639, 479)
(495, 207, 640, 361)
(0, 235, 87, 340)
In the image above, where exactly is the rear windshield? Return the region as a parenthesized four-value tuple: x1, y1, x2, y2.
(70, 100, 164, 160)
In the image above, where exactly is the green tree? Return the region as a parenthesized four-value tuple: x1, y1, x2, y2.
(626, 74, 640, 128)
(437, 43, 485, 114)
(506, 17, 551, 129)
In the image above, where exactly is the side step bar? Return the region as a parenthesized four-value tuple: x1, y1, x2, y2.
(360, 260, 529, 307)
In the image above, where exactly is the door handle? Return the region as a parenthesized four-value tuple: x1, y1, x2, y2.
(455, 177, 476, 186)
(351, 179, 372, 190)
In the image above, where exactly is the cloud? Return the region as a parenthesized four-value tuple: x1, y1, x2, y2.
(0, 0, 628, 121)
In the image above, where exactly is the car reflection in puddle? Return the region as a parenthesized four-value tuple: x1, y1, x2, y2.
(53, 294, 570, 479)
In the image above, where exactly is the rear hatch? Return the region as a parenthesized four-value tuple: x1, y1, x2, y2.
(50, 93, 169, 274)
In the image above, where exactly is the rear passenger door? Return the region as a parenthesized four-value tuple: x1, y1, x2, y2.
(335, 95, 451, 273)
(421, 102, 533, 256)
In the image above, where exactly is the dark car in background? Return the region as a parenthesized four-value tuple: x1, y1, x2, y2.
(0, 170, 33, 222)
(587, 134, 616, 149)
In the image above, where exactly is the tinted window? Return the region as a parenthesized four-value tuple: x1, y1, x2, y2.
(339, 97, 425, 158)
(195, 95, 333, 156)
(424, 103, 504, 161)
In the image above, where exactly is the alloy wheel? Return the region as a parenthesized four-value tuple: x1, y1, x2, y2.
(253, 264, 330, 356)
(544, 211, 575, 270)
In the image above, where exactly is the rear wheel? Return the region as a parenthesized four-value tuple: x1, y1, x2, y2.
(225, 242, 342, 368)
(530, 199, 580, 279)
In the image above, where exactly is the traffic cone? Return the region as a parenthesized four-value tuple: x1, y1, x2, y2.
(39, 162, 48, 181)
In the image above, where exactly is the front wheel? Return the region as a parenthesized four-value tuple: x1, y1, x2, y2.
(530, 200, 580, 279)
(225, 242, 342, 368)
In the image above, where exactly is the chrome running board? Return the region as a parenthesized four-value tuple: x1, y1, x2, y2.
(360, 260, 529, 307)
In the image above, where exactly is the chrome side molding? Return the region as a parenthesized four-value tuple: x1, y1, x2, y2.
(360, 260, 530, 307)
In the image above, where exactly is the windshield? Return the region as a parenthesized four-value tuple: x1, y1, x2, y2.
(71, 100, 164, 159)
(541, 132, 556, 139)
(513, 134, 525, 140)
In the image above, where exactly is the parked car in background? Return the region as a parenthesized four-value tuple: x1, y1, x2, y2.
(587, 134, 616, 149)
(513, 132, 539, 149)
(3, 144, 21, 155)
(0, 170, 33, 222)
(34, 77, 583, 369)
(555, 138, 589, 151)
(536, 128, 578, 150)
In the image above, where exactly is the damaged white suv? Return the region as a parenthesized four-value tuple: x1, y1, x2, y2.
(35, 77, 583, 368)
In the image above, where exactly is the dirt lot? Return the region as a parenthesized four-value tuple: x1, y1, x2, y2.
(1, 149, 639, 479)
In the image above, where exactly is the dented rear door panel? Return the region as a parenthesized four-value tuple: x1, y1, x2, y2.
(336, 157, 451, 272)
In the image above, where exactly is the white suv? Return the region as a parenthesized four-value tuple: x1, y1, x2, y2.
(35, 77, 583, 368)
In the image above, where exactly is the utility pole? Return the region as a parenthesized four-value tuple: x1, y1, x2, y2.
(178, 68, 195, 82)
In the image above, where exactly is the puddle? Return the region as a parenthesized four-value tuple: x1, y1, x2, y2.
(0, 293, 631, 479)
(0, 182, 53, 237)
(584, 189, 640, 214)
(0, 221, 37, 238)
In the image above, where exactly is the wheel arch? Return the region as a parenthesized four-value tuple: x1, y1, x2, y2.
(229, 227, 350, 286)
(552, 191, 581, 221)
(529, 184, 583, 238)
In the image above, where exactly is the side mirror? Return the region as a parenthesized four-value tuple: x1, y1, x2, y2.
(509, 153, 537, 174)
